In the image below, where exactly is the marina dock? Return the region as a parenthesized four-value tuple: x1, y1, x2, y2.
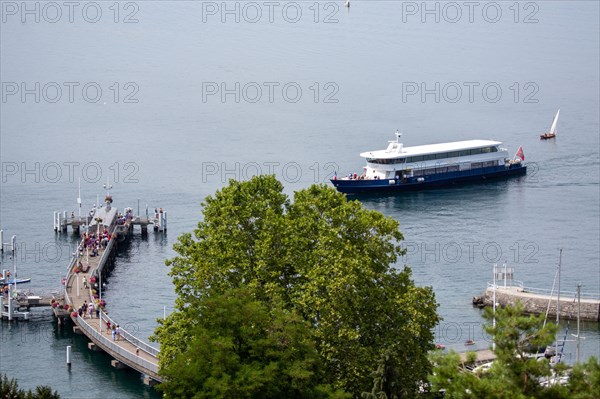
(473, 283, 600, 321)
(52, 196, 164, 385)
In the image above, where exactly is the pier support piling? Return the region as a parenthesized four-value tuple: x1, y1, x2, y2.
(111, 360, 129, 370)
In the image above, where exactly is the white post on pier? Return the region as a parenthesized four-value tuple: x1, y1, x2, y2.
(0, 230, 3, 251)
(10, 236, 16, 255)
(66, 345, 72, 369)
(7, 291, 13, 321)
(78, 178, 82, 219)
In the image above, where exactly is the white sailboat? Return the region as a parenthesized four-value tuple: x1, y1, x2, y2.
(541, 109, 560, 140)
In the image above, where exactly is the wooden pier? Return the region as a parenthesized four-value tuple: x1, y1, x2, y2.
(53, 196, 164, 384)
(54, 207, 167, 234)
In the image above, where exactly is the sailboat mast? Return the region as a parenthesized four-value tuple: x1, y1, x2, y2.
(555, 248, 562, 360)
(576, 283, 581, 363)
(550, 109, 560, 134)
(492, 263, 497, 352)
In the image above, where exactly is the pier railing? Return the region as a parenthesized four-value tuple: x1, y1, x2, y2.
(87, 232, 161, 357)
(76, 315, 159, 375)
(61, 213, 161, 379)
(487, 282, 600, 300)
(100, 310, 161, 357)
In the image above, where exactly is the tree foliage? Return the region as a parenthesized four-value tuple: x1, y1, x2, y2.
(158, 287, 348, 399)
(429, 302, 599, 399)
(153, 176, 439, 398)
(0, 374, 60, 399)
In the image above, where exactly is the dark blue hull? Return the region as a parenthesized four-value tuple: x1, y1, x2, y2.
(331, 164, 527, 194)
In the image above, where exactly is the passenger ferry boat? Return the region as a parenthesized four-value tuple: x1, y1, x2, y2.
(331, 132, 526, 194)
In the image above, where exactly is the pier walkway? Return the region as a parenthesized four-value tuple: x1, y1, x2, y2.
(56, 200, 162, 384)
(473, 283, 600, 322)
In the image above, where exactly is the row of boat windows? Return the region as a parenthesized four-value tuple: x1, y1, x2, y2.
(368, 146, 499, 164)
(410, 160, 499, 176)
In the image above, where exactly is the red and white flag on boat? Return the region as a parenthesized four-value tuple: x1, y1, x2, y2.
(515, 146, 525, 161)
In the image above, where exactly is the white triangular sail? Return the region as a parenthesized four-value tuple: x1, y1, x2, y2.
(549, 109, 560, 134)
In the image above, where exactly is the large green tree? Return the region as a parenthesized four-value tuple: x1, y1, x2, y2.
(429, 302, 599, 399)
(153, 175, 439, 398)
(158, 287, 347, 399)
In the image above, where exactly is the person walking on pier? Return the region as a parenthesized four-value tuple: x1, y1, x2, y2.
(115, 325, 121, 341)
(82, 276, 88, 289)
(82, 300, 88, 318)
(112, 325, 116, 341)
(88, 302, 94, 319)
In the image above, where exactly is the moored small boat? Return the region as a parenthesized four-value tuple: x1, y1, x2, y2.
(0, 277, 31, 285)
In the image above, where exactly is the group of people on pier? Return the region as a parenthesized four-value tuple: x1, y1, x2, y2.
(105, 321, 121, 341)
(79, 230, 111, 257)
(78, 300, 99, 319)
(116, 208, 133, 226)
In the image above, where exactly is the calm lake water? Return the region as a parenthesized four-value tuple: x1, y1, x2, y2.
(1, 1, 598, 397)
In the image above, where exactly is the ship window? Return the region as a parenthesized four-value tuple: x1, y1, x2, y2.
(483, 160, 498, 167)
(437, 167, 448, 173)
(448, 151, 460, 158)
(413, 169, 424, 176)
(471, 162, 483, 168)
(491, 146, 498, 152)
(482, 147, 491, 153)
(424, 154, 436, 161)
(470, 148, 483, 155)
(409, 156, 424, 162)
(447, 165, 459, 172)
(459, 150, 470, 156)
(435, 153, 447, 160)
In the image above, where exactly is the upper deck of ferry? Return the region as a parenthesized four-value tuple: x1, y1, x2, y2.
(360, 139, 503, 160)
